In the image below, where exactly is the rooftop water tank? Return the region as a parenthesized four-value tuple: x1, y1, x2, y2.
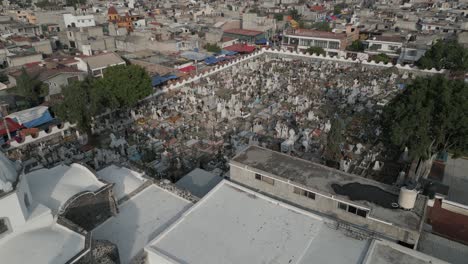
(398, 186, 418, 210)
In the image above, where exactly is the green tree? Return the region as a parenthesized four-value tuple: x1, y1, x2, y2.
(312, 21, 331, 32)
(65, 0, 86, 7)
(371, 53, 391, 64)
(288, 9, 301, 21)
(305, 46, 326, 56)
(347, 40, 364, 52)
(324, 118, 344, 162)
(15, 68, 48, 105)
(334, 3, 348, 15)
(274, 13, 284, 21)
(94, 65, 152, 109)
(382, 76, 468, 174)
(54, 78, 94, 132)
(204, 43, 221, 53)
(416, 39, 468, 71)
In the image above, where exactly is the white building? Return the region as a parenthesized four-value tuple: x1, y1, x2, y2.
(75, 52, 126, 78)
(365, 35, 404, 57)
(145, 180, 448, 264)
(0, 152, 97, 263)
(63, 13, 96, 28)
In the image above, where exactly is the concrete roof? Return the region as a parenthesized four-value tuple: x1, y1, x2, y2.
(230, 146, 424, 231)
(417, 231, 468, 264)
(81, 52, 125, 70)
(92, 185, 191, 263)
(175, 168, 222, 198)
(363, 239, 448, 264)
(97, 165, 147, 200)
(25, 164, 105, 214)
(285, 29, 347, 40)
(146, 180, 370, 264)
(443, 157, 468, 205)
(0, 151, 17, 193)
(0, 221, 85, 264)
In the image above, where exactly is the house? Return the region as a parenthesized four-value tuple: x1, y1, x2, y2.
(107, 6, 144, 32)
(7, 62, 87, 100)
(63, 13, 96, 28)
(282, 28, 348, 56)
(365, 35, 405, 58)
(223, 28, 266, 44)
(75, 52, 126, 78)
(230, 146, 426, 247)
(6, 52, 43, 68)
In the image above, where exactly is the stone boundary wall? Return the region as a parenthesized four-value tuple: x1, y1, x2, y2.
(157, 47, 445, 93)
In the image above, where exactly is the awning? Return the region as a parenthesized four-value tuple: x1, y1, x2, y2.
(204, 56, 219, 65)
(255, 38, 268, 45)
(7, 106, 53, 128)
(218, 50, 238, 56)
(223, 44, 256, 53)
(0, 118, 23, 136)
(152, 74, 178, 86)
(180, 51, 208, 61)
(179, 65, 196, 73)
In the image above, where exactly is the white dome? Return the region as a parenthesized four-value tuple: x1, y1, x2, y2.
(0, 151, 18, 192)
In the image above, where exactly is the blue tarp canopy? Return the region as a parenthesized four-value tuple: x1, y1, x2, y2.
(7, 106, 54, 128)
(152, 74, 178, 86)
(204, 56, 219, 65)
(255, 38, 268, 45)
(180, 51, 208, 61)
(218, 50, 238, 56)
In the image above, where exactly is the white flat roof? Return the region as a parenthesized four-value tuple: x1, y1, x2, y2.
(25, 164, 105, 213)
(175, 168, 222, 198)
(92, 185, 191, 263)
(146, 180, 370, 264)
(363, 239, 448, 264)
(0, 220, 85, 264)
(97, 165, 147, 200)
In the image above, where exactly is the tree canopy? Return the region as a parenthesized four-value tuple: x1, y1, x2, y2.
(15, 68, 48, 105)
(347, 40, 365, 52)
(371, 53, 391, 64)
(306, 46, 326, 56)
(312, 22, 332, 32)
(416, 39, 468, 71)
(94, 64, 152, 109)
(382, 75, 468, 160)
(204, 43, 221, 53)
(55, 64, 152, 131)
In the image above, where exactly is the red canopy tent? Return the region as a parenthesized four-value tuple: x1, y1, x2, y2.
(179, 65, 196, 73)
(0, 118, 23, 136)
(223, 43, 256, 54)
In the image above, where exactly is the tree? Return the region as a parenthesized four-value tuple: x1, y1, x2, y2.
(347, 40, 364, 52)
(274, 13, 284, 21)
(54, 78, 94, 132)
(306, 46, 326, 56)
(324, 118, 344, 163)
(288, 9, 301, 21)
(94, 65, 152, 109)
(65, 0, 86, 7)
(334, 3, 348, 15)
(15, 68, 47, 105)
(371, 53, 391, 64)
(312, 21, 331, 32)
(416, 39, 468, 71)
(382, 76, 468, 175)
(204, 43, 221, 53)
(0, 72, 8, 83)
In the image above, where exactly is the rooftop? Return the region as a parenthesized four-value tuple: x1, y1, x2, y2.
(285, 29, 347, 40)
(146, 181, 370, 264)
(223, 28, 264, 36)
(92, 185, 191, 263)
(175, 168, 222, 198)
(79, 52, 125, 70)
(231, 146, 424, 231)
(96, 165, 147, 200)
(363, 239, 448, 264)
(25, 164, 105, 214)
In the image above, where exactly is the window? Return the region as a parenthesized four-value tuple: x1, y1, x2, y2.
(67, 76, 79, 83)
(337, 202, 368, 218)
(328, 41, 339, 49)
(293, 187, 315, 200)
(254, 173, 275, 185)
(92, 69, 102, 76)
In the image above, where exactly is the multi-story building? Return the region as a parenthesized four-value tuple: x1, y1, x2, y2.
(63, 13, 96, 28)
(282, 28, 348, 55)
(230, 146, 426, 247)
